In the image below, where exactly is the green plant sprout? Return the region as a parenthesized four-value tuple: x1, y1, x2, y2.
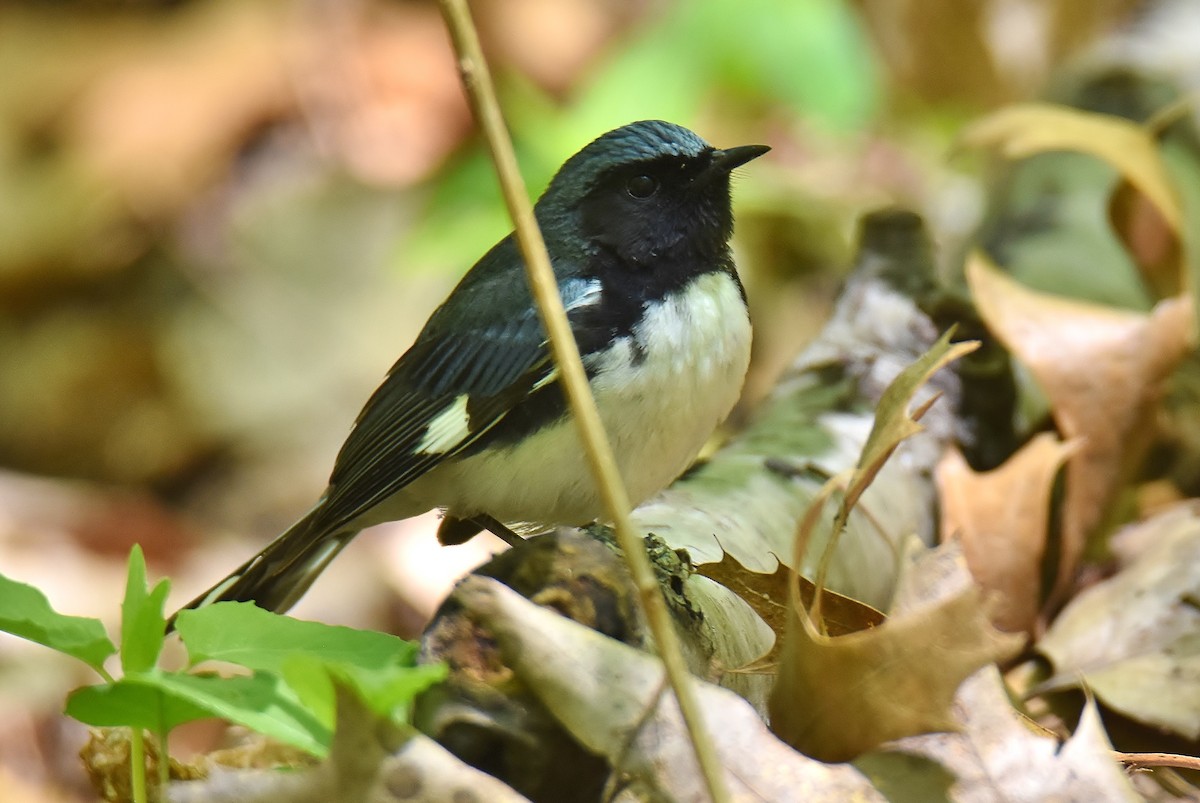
(0, 546, 446, 803)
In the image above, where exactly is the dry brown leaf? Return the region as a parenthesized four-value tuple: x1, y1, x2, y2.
(869, 544, 1137, 800)
(961, 103, 1183, 235)
(769, 544, 1022, 763)
(696, 551, 885, 648)
(966, 254, 1194, 604)
(883, 669, 1140, 803)
(1037, 502, 1200, 739)
(962, 101, 1196, 341)
(937, 435, 1079, 633)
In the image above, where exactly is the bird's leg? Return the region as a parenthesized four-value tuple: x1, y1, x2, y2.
(471, 514, 525, 547)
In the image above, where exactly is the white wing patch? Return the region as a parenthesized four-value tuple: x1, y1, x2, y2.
(532, 367, 559, 391)
(416, 394, 472, 455)
(414, 282, 595, 459)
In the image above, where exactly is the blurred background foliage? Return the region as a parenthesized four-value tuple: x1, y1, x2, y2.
(1, 0, 1198, 799)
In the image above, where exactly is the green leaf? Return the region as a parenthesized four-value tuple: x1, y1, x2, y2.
(279, 654, 337, 728)
(176, 602, 418, 673)
(177, 603, 444, 730)
(120, 545, 170, 674)
(67, 671, 330, 756)
(680, 0, 879, 131)
(340, 660, 447, 718)
(573, 0, 878, 134)
(0, 572, 116, 673)
(281, 653, 448, 729)
(853, 330, 978, 504)
(66, 677, 212, 734)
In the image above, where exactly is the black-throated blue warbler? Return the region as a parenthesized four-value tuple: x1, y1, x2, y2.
(179, 120, 768, 617)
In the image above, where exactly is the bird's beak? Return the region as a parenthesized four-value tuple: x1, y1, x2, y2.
(709, 144, 771, 174)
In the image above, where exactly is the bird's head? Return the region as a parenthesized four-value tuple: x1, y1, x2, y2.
(538, 120, 769, 269)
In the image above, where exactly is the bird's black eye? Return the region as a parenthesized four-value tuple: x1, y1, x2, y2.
(626, 175, 659, 198)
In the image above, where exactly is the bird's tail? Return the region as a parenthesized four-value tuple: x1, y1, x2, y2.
(168, 506, 356, 630)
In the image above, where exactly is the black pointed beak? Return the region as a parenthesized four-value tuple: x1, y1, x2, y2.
(710, 144, 771, 173)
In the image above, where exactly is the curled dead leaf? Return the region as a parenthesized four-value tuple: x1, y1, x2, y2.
(961, 103, 1182, 235)
(967, 254, 1194, 604)
(769, 544, 1022, 763)
(695, 551, 885, 662)
(937, 435, 1079, 633)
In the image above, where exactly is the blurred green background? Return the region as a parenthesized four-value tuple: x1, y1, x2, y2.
(0, 0, 1187, 798)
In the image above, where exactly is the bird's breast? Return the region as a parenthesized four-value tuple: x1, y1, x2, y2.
(585, 269, 752, 502)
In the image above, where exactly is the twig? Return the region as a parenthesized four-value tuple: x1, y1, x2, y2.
(1114, 750, 1200, 772)
(435, 2, 730, 801)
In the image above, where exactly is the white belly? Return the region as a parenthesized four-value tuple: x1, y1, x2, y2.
(406, 271, 751, 526)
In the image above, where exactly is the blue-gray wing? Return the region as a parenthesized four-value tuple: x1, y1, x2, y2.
(310, 240, 599, 534)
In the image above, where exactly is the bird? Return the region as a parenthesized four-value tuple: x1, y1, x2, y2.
(176, 120, 769, 619)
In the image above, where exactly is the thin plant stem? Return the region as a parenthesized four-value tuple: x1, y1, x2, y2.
(435, 2, 730, 800)
(810, 481, 854, 634)
(129, 728, 147, 803)
(791, 472, 847, 637)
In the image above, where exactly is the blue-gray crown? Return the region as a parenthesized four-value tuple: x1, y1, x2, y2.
(579, 120, 710, 163)
(544, 121, 712, 201)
